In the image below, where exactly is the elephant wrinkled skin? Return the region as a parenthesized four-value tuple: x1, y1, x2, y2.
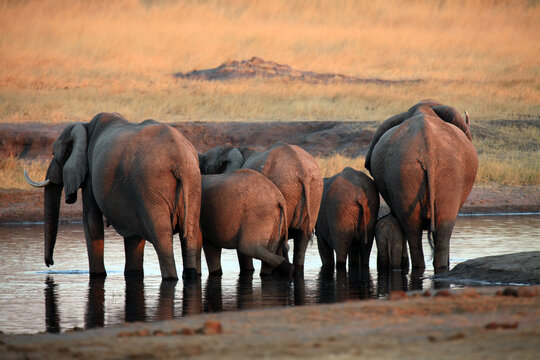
(199, 141, 323, 273)
(315, 167, 379, 270)
(365, 100, 478, 272)
(200, 169, 293, 277)
(375, 213, 408, 271)
(25, 112, 202, 280)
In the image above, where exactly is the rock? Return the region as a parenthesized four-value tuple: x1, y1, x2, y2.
(434, 252, 540, 285)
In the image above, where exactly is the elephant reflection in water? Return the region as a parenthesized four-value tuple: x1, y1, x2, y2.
(44, 277, 61, 333)
(203, 273, 307, 312)
(85, 277, 105, 328)
(182, 278, 203, 316)
(317, 267, 374, 304)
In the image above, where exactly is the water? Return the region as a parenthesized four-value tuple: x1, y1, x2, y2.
(0, 214, 539, 334)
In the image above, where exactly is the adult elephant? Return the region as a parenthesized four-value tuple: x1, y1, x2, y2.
(199, 141, 323, 273)
(365, 100, 478, 272)
(200, 169, 293, 277)
(315, 167, 379, 270)
(24, 112, 201, 280)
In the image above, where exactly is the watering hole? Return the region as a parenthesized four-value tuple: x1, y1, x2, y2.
(0, 214, 539, 334)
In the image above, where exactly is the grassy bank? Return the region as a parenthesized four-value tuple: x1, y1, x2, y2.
(1, 0, 539, 123)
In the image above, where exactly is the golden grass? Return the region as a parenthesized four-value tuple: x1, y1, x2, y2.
(0, 0, 539, 123)
(0, 156, 49, 190)
(0, 0, 538, 187)
(316, 154, 368, 179)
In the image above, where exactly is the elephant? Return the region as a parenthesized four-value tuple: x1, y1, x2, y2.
(375, 212, 408, 271)
(198, 141, 323, 273)
(365, 99, 478, 272)
(24, 112, 202, 280)
(315, 167, 379, 270)
(199, 169, 294, 278)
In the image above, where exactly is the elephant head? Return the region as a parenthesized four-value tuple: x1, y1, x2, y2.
(198, 144, 244, 174)
(25, 123, 88, 267)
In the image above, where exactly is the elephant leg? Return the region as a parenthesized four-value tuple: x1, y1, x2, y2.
(405, 226, 425, 269)
(202, 240, 223, 276)
(359, 238, 372, 269)
(82, 182, 106, 277)
(316, 234, 334, 269)
(124, 236, 145, 279)
(292, 230, 311, 273)
(400, 238, 409, 271)
(149, 228, 178, 281)
(240, 245, 293, 278)
(433, 221, 455, 273)
(237, 251, 255, 273)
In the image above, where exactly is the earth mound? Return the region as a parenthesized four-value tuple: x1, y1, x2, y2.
(435, 252, 540, 285)
(174, 57, 422, 85)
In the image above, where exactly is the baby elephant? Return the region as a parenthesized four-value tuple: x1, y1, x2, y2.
(200, 169, 294, 277)
(375, 213, 408, 271)
(315, 167, 379, 270)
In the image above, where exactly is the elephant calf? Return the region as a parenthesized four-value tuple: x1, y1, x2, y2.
(375, 213, 408, 271)
(315, 167, 379, 270)
(200, 169, 294, 277)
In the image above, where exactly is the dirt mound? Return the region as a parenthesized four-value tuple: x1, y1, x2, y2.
(174, 57, 422, 85)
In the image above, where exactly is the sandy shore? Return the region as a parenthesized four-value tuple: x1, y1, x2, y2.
(1, 287, 539, 359)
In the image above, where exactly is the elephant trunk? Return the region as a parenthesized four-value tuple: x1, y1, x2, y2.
(44, 183, 63, 267)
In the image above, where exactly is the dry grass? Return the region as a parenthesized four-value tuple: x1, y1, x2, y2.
(0, 0, 538, 187)
(0, 156, 49, 190)
(0, 0, 539, 123)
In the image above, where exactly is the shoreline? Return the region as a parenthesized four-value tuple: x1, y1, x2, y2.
(1, 286, 539, 359)
(1, 184, 538, 225)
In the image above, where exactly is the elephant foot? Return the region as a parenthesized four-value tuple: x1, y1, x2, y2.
(182, 268, 200, 280)
(336, 261, 347, 271)
(162, 275, 179, 281)
(294, 264, 304, 276)
(272, 260, 295, 279)
(209, 269, 223, 276)
(124, 269, 144, 280)
(433, 266, 449, 275)
(90, 271, 107, 279)
(239, 268, 255, 275)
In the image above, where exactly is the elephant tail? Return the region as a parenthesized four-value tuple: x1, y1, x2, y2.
(279, 200, 288, 246)
(299, 178, 314, 242)
(356, 196, 369, 245)
(425, 163, 436, 257)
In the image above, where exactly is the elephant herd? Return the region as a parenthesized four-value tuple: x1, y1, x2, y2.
(25, 99, 478, 281)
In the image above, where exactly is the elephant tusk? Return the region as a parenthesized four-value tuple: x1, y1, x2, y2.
(464, 110, 470, 126)
(24, 169, 51, 188)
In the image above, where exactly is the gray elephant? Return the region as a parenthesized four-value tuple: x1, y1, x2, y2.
(200, 169, 294, 277)
(315, 167, 379, 270)
(365, 99, 478, 272)
(199, 141, 323, 273)
(375, 213, 407, 271)
(24, 112, 202, 280)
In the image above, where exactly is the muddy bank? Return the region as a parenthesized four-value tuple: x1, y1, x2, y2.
(436, 252, 540, 286)
(0, 121, 377, 159)
(1, 286, 539, 359)
(1, 184, 538, 224)
(3, 118, 538, 160)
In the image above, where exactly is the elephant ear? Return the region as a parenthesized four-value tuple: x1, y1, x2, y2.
(222, 147, 244, 173)
(56, 124, 88, 204)
(364, 111, 407, 173)
(431, 105, 472, 141)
